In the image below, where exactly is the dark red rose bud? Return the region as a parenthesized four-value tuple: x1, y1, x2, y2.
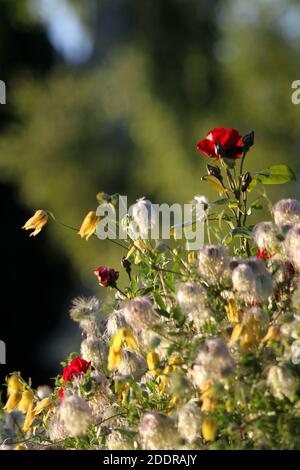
(121, 256, 132, 281)
(94, 265, 119, 287)
(242, 131, 255, 151)
(197, 127, 244, 160)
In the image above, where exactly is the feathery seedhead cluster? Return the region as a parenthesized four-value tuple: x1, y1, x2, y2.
(138, 412, 180, 450)
(59, 395, 92, 437)
(273, 199, 300, 227)
(267, 365, 299, 402)
(80, 336, 107, 369)
(191, 339, 234, 388)
(177, 401, 201, 444)
(106, 430, 135, 450)
(123, 296, 157, 333)
(253, 221, 282, 252)
(198, 245, 230, 285)
(70, 297, 105, 336)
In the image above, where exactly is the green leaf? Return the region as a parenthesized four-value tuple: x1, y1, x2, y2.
(202, 175, 226, 193)
(171, 306, 186, 326)
(223, 228, 253, 245)
(254, 165, 296, 185)
(211, 198, 228, 206)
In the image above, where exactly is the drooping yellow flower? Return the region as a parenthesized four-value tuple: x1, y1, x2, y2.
(18, 390, 35, 414)
(168, 355, 183, 367)
(126, 239, 147, 264)
(7, 373, 24, 396)
(187, 251, 198, 265)
(225, 299, 241, 323)
(202, 417, 217, 442)
(200, 382, 217, 412)
(4, 391, 22, 412)
(22, 403, 36, 433)
(147, 352, 160, 377)
(22, 210, 48, 237)
(108, 349, 123, 371)
(229, 323, 244, 346)
(261, 325, 281, 344)
(14, 445, 27, 451)
(33, 397, 54, 415)
(108, 328, 138, 371)
(78, 211, 100, 240)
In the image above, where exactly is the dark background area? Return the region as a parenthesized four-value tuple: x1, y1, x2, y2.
(1, 0, 300, 388)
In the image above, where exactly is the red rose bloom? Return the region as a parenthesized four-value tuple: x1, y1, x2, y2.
(256, 249, 272, 260)
(197, 127, 244, 160)
(58, 387, 64, 400)
(62, 356, 91, 382)
(94, 265, 119, 287)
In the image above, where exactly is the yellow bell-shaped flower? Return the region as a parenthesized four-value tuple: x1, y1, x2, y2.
(202, 417, 217, 442)
(22, 210, 48, 237)
(78, 211, 100, 240)
(18, 390, 35, 414)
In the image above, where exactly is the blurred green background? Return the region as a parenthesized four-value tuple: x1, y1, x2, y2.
(1, 0, 300, 384)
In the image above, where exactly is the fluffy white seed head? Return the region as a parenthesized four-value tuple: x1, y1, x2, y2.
(177, 401, 201, 444)
(80, 336, 107, 369)
(117, 349, 146, 380)
(123, 296, 157, 332)
(232, 263, 256, 293)
(138, 412, 180, 450)
(198, 245, 230, 284)
(176, 281, 207, 312)
(59, 395, 92, 438)
(70, 297, 105, 336)
(106, 430, 134, 450)
(106, 310, 128, 337)
(253, 221, 281, 251)
(284, 224, 300, 272)
(130, 197, 158, 239)
(273, 199, 300, 227)
(267, 365, 299, 401)
(191, 338, 234, 388)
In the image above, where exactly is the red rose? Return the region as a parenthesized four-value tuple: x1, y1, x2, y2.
(256, 249, 272, 260)
(62, 356, 91, 382)
(58, 387, 64, 400)
(197, 127, 243, 160)
(94, 265, 119, 287)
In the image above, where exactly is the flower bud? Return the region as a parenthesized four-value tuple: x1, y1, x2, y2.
(201, 417, 217, 441)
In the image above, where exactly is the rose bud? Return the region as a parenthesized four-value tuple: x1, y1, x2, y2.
(121, 256, 132, 281)
(94, 265, 119, 287)
(207, 164, 223, 183)
(241, 172, 252, 192)
(242, 131, 255, 151)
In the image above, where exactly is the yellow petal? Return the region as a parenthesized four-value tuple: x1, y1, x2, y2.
(202, 417, 217, 441)
(225, 299, 241, 323)
(33, 397, 53, 415)
(22, 210, 48, 236)
(229, 323, 244, 346)
(18, 390, 35, 414)
(78, 211, 100, 240)
(7, 374, 24, 396)
(147, 352, 160, 371)
(4, 392, 22, 412)
(23, 404, 36, 433)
